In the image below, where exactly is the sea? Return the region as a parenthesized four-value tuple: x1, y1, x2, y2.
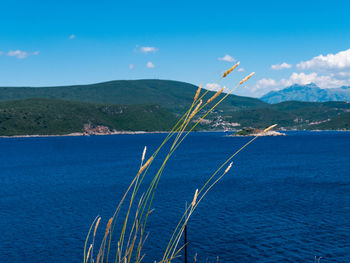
(0, 131, 349, 263)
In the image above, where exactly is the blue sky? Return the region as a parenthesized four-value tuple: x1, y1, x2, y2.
(1, 0, 350, 97)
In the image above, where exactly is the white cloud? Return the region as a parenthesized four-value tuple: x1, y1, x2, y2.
(0, 51, 3, 56)
(297, 48, 350, 71)
(271, 62, 292, 70)
(146, 61, 155, 68)
(248, 78, 279, 95)
(218, 54, 235, 62)
(140, 46, 158, 54)
(129, 64, 134, 70)
(7, 50, 29, 59)
(242, 48, 350, 97)
(69, 34, 76, 39)
(283, 72, 318, 86)
(256, 78, 278, 88)
(205, 83, 221, 91)
(277, 72, 350, 88)
(237, 68, 245, 72)
(7, 50, 39, 59)
(335, 71, 350, 79)
(249, 71, 350, 97)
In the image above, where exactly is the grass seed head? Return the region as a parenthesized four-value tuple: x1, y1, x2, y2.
(194, 84, 202, 102)
(207, 87, 225, 104)
(138, 156, 154, 174)
(263, 124, 278, 133)
(189, 99, 202, 120)
(141, 146, 147, 163)
(192, 189, 198, 207)
(93, 217, 101, 238)
(224, 162, 233, 174)
(104, 217, 113, 237)
(86, 244, 93, 262)
(222, 62, 240, 78)
(239, 72, 255, 85)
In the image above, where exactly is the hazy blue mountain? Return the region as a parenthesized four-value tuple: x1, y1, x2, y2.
(260, 83, 350, 103)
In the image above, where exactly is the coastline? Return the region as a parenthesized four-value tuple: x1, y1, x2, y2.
(1, 129, 349, 139)
(229, 130, 287, 137)
(0, 131, 169, 139)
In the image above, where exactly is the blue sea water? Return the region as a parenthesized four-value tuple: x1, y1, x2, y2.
(0, 131, 349, 263)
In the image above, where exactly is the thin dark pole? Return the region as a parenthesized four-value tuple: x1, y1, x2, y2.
(184, 223, 187, 263)
(184, 202, 188, 263)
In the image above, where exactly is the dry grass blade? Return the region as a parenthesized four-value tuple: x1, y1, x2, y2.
(194, 84, 202, 102)
(86, 244, 93, 263)
(141, 146, 147, 163)
(104, 217, 113, 238)
(84, 216, 99, 263)
(95, 217, 114, 263)
(222, 62, 240, 78)
(207, 87, 225, 104)
(239, 72, 255, 85)
(94, 217, 101, 238)
(96, 251, 101, 263)
(192, 189, 198, 207)
(224, 162, 233, 174)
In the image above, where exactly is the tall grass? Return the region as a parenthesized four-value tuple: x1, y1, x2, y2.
(83, 65, 276, 263)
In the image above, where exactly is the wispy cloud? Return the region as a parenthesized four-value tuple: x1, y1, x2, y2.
(146, 61, 155, 68)
(297, 48, 350, 71)
(238, 68, 245, 72)
(271, 62, 292, 70)
(69, 34, 76, 39)
(129, 64, 135, 70)
(7, 50, 39, 59)
(217, 54, 235, 62)
(140, 46, 158, 54)
(0, 51, 3, 56)
(205, 83, 221, 91)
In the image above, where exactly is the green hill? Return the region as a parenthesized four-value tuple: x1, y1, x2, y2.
(0, 80, 349, 135)
(221, 101, 350, 130)
(0, 79, 267, 114)
(312, 111, 350, 130)
(0, 98, 178, 136)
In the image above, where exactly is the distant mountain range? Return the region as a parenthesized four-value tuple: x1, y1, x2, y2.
(0, 79, 349, 135)
(261, 83, 350, 103)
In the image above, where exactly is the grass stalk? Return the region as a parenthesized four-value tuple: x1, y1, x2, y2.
(83, 65, 267, 263)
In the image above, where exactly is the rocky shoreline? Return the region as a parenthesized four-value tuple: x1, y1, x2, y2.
(229, 130, 286, 137)
(1, 129, 349, 139)
(0, 131, 169, 138)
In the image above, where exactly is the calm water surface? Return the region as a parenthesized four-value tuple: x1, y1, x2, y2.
(0, 131, 349, 262)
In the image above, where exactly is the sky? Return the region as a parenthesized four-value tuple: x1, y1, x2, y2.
(1, 0, 350, 97)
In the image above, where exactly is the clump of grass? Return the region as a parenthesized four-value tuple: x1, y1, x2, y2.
(83, 64, 276, 263)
